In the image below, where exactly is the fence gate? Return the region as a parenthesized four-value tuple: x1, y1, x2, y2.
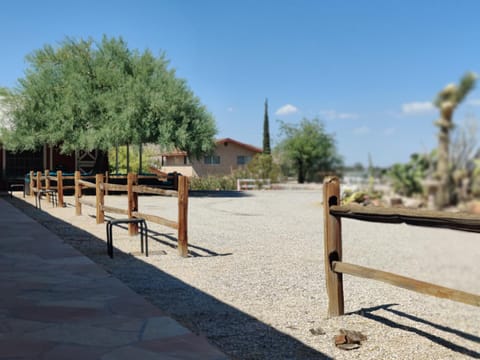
(76, 150, 98, 174)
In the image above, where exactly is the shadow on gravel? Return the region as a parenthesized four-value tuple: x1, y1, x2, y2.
(189, 190, 253, 198)
(146, 228, 233, 258)
(6, 196, 331, 360)
(350, 304, 480, 359)
(91, 213, 234, 258)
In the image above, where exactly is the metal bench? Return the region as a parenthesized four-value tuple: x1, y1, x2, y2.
(35, 189, 58, 209)
(106, 218, 148, 258)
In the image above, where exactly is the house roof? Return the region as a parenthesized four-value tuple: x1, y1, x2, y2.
(160, 150, 188, 156)
(160, 138, 263, 156)
(216, 138, 263, 153)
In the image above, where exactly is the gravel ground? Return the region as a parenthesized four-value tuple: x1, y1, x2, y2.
(7, 190, 480, 359)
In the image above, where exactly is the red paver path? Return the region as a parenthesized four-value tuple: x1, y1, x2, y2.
(0, 198, 227, 359)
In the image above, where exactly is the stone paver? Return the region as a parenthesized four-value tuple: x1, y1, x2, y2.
(0, 197, 227, 359)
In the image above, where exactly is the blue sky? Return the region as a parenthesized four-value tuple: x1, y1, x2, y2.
(1, 0, 480, 167)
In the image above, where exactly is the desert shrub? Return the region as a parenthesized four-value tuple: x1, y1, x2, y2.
(189, 175, 237, 191)
(388, 153, 430, 196)
(247, 154, 280, 182)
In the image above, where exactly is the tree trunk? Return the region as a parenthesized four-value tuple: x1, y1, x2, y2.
(436, 111, 453, 208)
(91, 151, 107, 174)
(297, 160, 305, 184)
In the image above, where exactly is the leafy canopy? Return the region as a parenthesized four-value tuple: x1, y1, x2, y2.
(3, 36, 216, 157)
(276, 117, 343, 183)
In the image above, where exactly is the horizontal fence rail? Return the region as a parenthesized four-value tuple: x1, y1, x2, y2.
(132, 211, 179, 230)
(323, 176, 480, 317)
(332, 261, 480, 307)
(132, 185, 178, 197)
(330, 204, 480, 233)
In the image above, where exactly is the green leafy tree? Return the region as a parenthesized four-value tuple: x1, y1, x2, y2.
(3, 36, 216, 170)
(108, 144, 158, 174)
(276, 117, 343, 183)
(263, 98, 271, 154)
(0, 87, 16, 136)
(247, 153, 280, 182)
(433, 72, 476, 207)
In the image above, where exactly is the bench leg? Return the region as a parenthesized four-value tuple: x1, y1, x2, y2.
(140, 221, 144, 254)
(106, 222, 113, 258)
(35, 193, 41, 209)
(138, 221, 148, 257)
(144, 221, 148, 257)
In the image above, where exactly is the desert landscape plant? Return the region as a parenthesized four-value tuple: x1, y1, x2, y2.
(433, 72, 476, 207)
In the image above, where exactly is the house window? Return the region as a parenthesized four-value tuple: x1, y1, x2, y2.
(204, 155, 220, 165)
(237, 155, 252, 165)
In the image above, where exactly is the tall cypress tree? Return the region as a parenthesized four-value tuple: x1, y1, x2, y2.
(263, 98, 271, 154)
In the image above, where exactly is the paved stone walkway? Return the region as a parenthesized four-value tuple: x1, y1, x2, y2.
(0, 197, 227, 359)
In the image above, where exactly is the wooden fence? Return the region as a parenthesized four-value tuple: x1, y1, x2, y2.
(236, 178, 271, 191)
(75, 171, 189, 257)
(28, 170, 166, 208)
(323, 176, 480, 317)
(29, 170, 87, 207)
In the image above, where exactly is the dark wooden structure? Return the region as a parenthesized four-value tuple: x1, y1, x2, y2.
(0, 145, 107, 190)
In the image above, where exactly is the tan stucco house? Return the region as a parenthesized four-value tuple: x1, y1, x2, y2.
(158, 138, 262, 177)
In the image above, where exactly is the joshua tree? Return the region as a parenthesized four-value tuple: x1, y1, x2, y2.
(434, 72, 476, 208)
(263, 98, 271, 155)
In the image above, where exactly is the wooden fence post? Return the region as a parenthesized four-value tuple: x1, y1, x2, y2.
(173, 172, 179, 191)
(36, 171, 42, 192)
(29, 170, 34, 196)
(44, 169, 50, 202)
(44, 169, 50, 190)
(105, 171, 109, 196)
(96, 173, 105, 224)
(127, 173, 139, 235)
(75, 171, 82, 215)
(177, 176, 189, 257)
(57, 170, 64, 207)
(323, 176, 344, 316)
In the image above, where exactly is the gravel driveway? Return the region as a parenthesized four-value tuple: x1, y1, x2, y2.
(9, 190, 480, 359)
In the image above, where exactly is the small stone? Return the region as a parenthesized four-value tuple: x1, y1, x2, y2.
(334, 329, 367, 350)
(309, 327, 325, 336)
(339, 328, 367, 343)
(334, 334, 347, 345)
(337, 343, 361, 350)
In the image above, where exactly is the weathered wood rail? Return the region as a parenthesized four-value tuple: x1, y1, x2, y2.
(75, 171, 189, 257)
(28, 170, 167, 208)
(29, 170, 97, 207)
(323, 176, 480, 317)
